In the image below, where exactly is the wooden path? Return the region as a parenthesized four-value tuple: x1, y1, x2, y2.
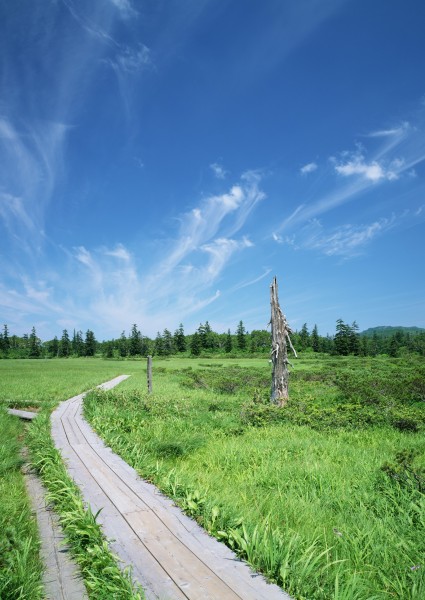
(7, 407, 38, 420)
(23, 454, 88, 600)
(51, 376, 292, 600)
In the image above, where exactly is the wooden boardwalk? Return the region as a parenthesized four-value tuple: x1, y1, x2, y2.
(51, 376, 292, 600)
(8, 407, 38, 420)
(23, 455, 88, 600)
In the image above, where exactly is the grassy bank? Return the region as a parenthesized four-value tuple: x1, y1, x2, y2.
(0, 411, 43, 599)
(83, 355, 425, 600)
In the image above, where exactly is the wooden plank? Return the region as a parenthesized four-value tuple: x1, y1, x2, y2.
(125, 510, 241, 600)
(53, 431, 181, 599)
(22, 452, 88, 600)
(51, 377, 292, 600)
(7, 408, 38, 420)
(73, 400, 288, 599)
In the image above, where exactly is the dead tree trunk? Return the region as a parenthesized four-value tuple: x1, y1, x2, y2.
(270, 277, 297, 407)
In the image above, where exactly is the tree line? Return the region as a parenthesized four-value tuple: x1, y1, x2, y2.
(1, 320, 424, 359)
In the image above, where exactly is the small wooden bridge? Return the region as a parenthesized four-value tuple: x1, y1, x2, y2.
(51, 376, 292, 600)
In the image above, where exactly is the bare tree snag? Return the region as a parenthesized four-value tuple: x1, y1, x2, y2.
(270, 277, 297, 407)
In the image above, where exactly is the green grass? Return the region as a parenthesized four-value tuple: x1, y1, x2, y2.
(2, 356, 424, 599)
(0, 411, 43, 599)
(0, 358, 148, 599)
(83, 355, 425, 600)
(0, 358, 140, 410)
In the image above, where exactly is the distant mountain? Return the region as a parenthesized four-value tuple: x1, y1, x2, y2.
(360, 326, 425, 338)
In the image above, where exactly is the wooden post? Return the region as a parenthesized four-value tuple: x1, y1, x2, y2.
(270, 277, 297, 407)
(147, 355, 152, 393)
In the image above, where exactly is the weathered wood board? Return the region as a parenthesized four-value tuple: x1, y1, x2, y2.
(51, 375, 292, 600)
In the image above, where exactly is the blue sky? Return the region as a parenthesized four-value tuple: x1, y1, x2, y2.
(1, 0, 425, 341)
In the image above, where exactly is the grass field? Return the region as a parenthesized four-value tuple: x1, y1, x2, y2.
(83, 355, 425, 600)
(1, 356, 424, 599)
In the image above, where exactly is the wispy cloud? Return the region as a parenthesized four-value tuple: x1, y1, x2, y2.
(201, 237, 253, 279)
(103, 244, 131, 261)
(210, 162, 228, 179)
(274, 206, 424, 259)
(299, 217, 396, 257)
(154, 173, 265, 279)
(300, 162, 318, 175)
(276, 110, 425, 234)
(0, 193, 35, 237)
(108, 0, 137, 19)
(0, 118, 69, 248)
(365, 121, 410, 138)
(107, 43, 152, 74)
(231, 267, 272, 291)
(0, 172, 265, 338)
(61, 0, 119, 46)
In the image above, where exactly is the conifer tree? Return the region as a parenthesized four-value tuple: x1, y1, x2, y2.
(299, 323, 310, 350)
(204, 321, 214, 349)
(174, 323, 186, 352)
(190, 332, 201, 356)
(197, 323, 207, 349)
(162, 328, 174, 355)
(349, 321, 360, 355)
(84, 329, 97, 356)
(334, 319, 350, 355)
(129, 324, 142, 356)
(389, 335, 398, 357)
(236, 320, 247, 350)
(311, 324, 320, 352)
(49, 336, 59, 357)
(59, 329, 71, 357)
(29, 326, 41, 358)
(72, 330, 84, 356)
(154, 331, 164, 355)
(2, 324, 10, 355)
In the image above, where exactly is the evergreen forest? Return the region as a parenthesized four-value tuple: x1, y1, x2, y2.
(1, 320, 425, 360)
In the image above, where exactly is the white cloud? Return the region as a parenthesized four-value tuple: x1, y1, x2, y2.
(231, 267, 272, 291)
(103, 244, 131, 261)
(0, 117, 69, 248)
(29, 174, 264, 337)
(156, 176, 264, 278)
(366, 122, 410, 138)
(284, 215, 398, 258)
(201, 237, 253, 279)
(276, 109, 425, 236)
(109, 0, 137, 19)
(210, 162, 227, 179)
(272, 232, 295, 246)
(300, 162, 318, 174)
(334, 154, 394, 182)
(315, 220, 394, 256)
(0, 193, 35, 234)
(109, 44, 152, 74)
